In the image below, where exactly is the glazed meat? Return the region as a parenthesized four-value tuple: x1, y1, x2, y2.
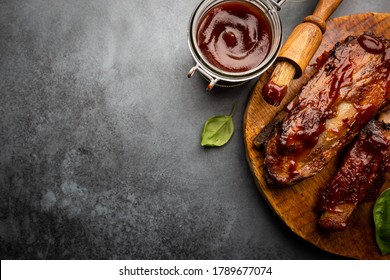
(255, 32, 390, 186)
(316, 112, 390, 230)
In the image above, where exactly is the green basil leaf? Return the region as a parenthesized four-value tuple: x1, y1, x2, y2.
(201, 102, 237, 147)
(373, 188, 390, 255)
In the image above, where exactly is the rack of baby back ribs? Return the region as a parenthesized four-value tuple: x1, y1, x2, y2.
(254, 32, 390, 231)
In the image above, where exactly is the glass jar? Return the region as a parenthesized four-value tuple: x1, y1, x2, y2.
(187, 0, 285, 90)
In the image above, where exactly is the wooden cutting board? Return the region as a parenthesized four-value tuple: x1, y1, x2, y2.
(243, 13, 390, 260)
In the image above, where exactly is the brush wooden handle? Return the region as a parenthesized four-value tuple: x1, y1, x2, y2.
(262, 0, 343, 106)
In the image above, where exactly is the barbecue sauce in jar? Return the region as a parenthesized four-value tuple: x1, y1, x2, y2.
(197, 1, 272, 72)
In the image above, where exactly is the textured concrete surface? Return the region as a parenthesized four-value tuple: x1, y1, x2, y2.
(0, 0, 388, 259)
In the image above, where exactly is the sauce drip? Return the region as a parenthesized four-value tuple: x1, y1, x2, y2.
(197, 1, 272, 72)
(277, 51, 354, 156)
(357, 33, 385, 54)
(262, 81, 287, 106)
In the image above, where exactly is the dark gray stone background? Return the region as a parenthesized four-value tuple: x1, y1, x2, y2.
(0, 0, 388, 259)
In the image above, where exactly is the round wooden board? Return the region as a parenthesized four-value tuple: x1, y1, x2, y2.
(243, 13, 390, 260)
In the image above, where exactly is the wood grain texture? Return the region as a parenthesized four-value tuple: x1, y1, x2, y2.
(264, 0, 343, 107)
(277, 21, 323, 77)
(243, 13, 390, 260)
(312, 0, 344, 27)
(276, 0, 343, 77)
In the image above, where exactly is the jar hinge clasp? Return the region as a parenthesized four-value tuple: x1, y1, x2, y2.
(187, 64, 219, 91)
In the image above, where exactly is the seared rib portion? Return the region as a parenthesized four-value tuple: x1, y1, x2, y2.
(257, 33, 390, 186)
(316, 114, 390, 230)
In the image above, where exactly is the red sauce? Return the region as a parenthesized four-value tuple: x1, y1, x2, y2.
(270, 33, 389, 186)
(277, 38, 361, 156)
(262, 81, 287, 106)
(357, 33, 385, 54)
(273, 34, 390, 173)
(317, 121, 390, 211)
(197, 1, 272, 72)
